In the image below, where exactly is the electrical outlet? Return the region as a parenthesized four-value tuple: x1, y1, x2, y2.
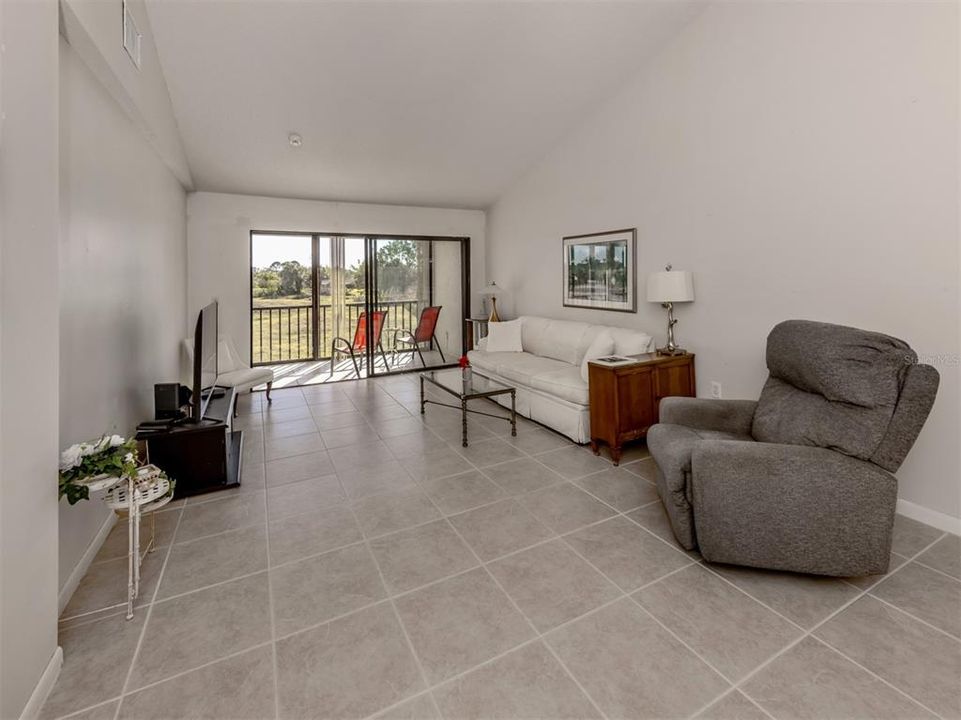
(710, 381, 722, 399)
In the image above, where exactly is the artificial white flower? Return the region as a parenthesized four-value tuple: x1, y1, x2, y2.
(109, 435, 125, 447)
(79, 442, 96, 456)
(123, 452, 135, 465)
(59, 445, 83, 471)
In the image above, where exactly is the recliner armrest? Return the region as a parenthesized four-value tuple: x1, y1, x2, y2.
(658, 397, 757, 435)
(690, 440, 896, 576)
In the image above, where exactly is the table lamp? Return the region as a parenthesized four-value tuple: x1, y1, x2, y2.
(646, 265, 694, 355)
(478, 281, 502, 322)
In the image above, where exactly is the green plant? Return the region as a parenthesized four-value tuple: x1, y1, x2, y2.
(59, 435, 139, 505)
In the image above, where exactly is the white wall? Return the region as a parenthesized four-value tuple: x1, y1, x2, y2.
(60, 0, 192, 187)
(58, 36, 187, 595)
(487, 2, 960, 523)
(187, 192, 485, 365)
(0, 0, 62, 716)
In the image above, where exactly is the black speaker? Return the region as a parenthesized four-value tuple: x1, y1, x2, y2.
(155, 383, 183, 420)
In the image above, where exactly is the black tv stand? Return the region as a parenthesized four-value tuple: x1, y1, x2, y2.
(138, 386, 243, 498)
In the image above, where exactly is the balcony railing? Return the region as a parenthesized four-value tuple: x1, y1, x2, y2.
(251, 300, 421, 366)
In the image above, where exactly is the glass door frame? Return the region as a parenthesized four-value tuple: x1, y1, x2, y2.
(249, 230, 470, 379)
(365, 234, 471, 378)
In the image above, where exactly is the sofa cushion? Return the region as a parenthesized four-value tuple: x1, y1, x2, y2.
(494, 353, 571, 387)
(580, 331, 615, 382)
(519, 316, 590, 365)
(486, 319, 523, 353)
(531, 366, 590, 406)
(608, 327, 653, 356)
(752, 320, 913, 460)
(467, 348, 508, 374)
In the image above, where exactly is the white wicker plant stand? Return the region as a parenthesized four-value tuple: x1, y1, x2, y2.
(82, 465, 172, 620)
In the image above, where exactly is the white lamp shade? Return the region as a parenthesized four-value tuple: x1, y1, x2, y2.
(647, 270, 694, 303)
(478, 281, 500, 297)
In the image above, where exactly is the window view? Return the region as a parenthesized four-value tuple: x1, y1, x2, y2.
(250, 232, 465, 385)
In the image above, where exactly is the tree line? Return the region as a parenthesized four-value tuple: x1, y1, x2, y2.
(252, 240, 422, 300)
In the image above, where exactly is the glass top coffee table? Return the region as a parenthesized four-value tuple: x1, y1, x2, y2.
(420, 368, 516, 447)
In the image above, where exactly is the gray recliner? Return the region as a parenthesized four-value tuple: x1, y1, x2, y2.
(647, 320, 939, 577)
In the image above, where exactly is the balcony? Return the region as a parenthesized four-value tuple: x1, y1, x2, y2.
(251, 299, 448, 385)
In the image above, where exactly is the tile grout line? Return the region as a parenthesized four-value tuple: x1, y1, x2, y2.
(258, 405, 283, 720)
(60, 382, 953, 720)
(108, 502, 187, 720)
(690, 686, 777, 720)
(76, 436, 670, 643)
(91, 494, 950, 720)
(479, 529, 620, 720)
(403, 458, 701, 720)
(714, 532, 954, 720)
(237, 390, 961, 716)
(351, 424, 682, 720)
(858, 590, 961, 642)
(74, 422, 512, 626)
(57, 639, 278, 720)
(552, 532, 741, 692)
(336, 471, 447, 720)
(522, 485, 953, 719)
(806, 634, 947, 720)
(436, 497, 613, 720)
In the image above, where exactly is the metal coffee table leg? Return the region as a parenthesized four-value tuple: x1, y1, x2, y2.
(420, 375, 425, 414)
(461, 398, 469, 447)
(511, 390, 517, 436)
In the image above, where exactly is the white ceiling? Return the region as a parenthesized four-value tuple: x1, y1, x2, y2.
(146, 1, 701, 209)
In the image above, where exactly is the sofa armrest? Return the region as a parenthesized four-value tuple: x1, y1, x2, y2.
(690, 440, 896, 576)
(658, 397, 757, 435)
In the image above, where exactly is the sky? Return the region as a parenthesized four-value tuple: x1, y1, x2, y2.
(251, 234, 366, 269)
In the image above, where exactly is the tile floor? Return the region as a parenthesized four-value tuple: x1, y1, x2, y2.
(48, 374, 961, 720)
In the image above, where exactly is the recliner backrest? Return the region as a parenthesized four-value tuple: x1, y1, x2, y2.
(752, 320, 937, 465)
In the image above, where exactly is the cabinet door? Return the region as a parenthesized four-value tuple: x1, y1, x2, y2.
(616, 368, 655, 439)
(655, 361, 693, 400)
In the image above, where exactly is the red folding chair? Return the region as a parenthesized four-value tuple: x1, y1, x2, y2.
(330, 310, 389, 377)
(392, 306, 445, 367)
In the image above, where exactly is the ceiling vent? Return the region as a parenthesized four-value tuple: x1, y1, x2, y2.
(122, 1, 142, 70)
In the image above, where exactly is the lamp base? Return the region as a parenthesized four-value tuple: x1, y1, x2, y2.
(488, 297, 501, 323)
(655, 347, 688, 356)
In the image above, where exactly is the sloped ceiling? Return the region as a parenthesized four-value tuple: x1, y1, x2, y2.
(146, 0, 702, 209)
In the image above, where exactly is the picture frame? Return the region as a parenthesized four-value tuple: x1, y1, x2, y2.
(562, 228, 637, 312)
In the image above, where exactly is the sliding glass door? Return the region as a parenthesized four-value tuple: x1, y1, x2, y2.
(370, 237, 465, 374)
(250, 233, 315, 364)
(250, 232, 468, 380)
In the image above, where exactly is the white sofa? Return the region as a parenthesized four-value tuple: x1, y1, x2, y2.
(467, 316, 654, 443)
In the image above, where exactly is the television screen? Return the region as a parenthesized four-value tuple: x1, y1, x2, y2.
(193, 300, 218, 421)
(200, 302, 218, 391)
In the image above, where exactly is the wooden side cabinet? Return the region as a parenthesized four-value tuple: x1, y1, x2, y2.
(588, 353, 696, 465)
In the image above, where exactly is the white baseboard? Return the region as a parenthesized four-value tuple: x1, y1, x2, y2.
(897, 498, 961, 536)
(58, 511, 117, 614)
(18, 646, 63, 720)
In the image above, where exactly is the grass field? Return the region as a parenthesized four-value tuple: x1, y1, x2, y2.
(251, 297, 420, 365)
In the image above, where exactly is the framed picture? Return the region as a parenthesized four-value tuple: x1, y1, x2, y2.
(562, 228, 636, 312)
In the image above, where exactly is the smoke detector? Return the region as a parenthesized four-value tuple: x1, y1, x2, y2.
(288, 133, 303, 148)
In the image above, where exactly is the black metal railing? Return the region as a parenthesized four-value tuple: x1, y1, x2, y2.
(251, 300, 420, 365)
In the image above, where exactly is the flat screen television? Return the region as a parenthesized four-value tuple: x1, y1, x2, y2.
(192, 300, 219, 422)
